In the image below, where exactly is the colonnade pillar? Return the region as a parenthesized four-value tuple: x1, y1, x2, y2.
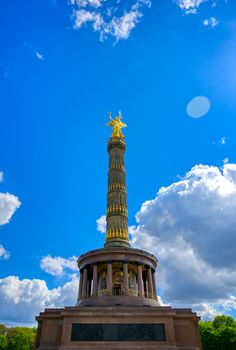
(152, 269, 157, 300)
(92, 264, 98, 297)
(147, 267, 154, 299)
(78, 270, 83, 300)
(137, 264, 144, 297)
(123, 262, 129, 296)
(82, 267, 88, 299)
(107, 262, 113, 295)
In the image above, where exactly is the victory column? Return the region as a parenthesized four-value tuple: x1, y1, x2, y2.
(35, 113, 202, 350)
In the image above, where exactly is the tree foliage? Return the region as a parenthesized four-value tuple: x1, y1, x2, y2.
(0, 325, 36, 350)
(199, 315, 236, 350)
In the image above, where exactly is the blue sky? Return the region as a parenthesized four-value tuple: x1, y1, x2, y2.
(1, 0, 236, 325)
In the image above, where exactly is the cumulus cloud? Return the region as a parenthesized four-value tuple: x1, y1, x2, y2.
(129, 162, 236, 318)
(175, 0, 222, 16)
(0, 275, 78, 326)
(40, 255, 78, 276)
(203, 16, 219, 28)
(0, 245, 10, 260)
(96, 214, 106, 233)
(0, 193, 21, 225)
(175, 0, 206, 14)
(70, 0, 103, 7)
(0, 170, 21, 226)
(71, 0, 151, 42)
(0, 171, 20, 261)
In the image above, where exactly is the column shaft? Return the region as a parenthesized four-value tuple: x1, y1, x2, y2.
(105, 138, 129, 247)
(107, 263, 113, 295)
(123, 263, 129, 296)
(147, 267, 154, 299)
(92, 264, 98, 297)
(137, 265, 144, 297)
(82, 267, 88, 299)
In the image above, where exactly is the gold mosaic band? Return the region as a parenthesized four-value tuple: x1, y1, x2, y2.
(107, 206, 128, 215)
(108, 183, 126, 192)
(106, 229, 129, 241)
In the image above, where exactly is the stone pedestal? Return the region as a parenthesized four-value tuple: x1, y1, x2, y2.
(35, 246, 202, 350)
(35, 305, 202, 350)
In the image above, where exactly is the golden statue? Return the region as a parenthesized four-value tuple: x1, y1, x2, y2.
(106, 112, 127, 138)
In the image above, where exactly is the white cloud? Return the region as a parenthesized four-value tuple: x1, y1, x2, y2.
(96, 214, 106, 233)
(0, 245, 10, 260)
(0, 172, 20, 260)
(220, 136, 227, 145)
(128, 162, 236, 318)
(0, 275, 78, 326)
(0, 193, 21, 225)
(109, 10, 143, 40)
(223, 157, 229, 164)
(71, 0, 151, 42)
(175, 0, 206, 14)
(74, 9, 104, 30)
(35, 51, 44, 61)
(203, 16, 219, 28)
(195, 297, 236, 319)
(70, 0, 103, 7)
(40, 255, 78, 276)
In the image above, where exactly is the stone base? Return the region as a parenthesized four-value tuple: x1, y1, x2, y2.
(77, 295, 160, 307)
(35, 305, 202, 350)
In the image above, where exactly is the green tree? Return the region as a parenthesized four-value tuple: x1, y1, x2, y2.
(213, 315, 235, 329)
(7, 327, 36, 350)
(0, 325, 7, 335)
(199, 315, 236, 350)
(199, 321, 216, 350)
(0, 334, 7, 350)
